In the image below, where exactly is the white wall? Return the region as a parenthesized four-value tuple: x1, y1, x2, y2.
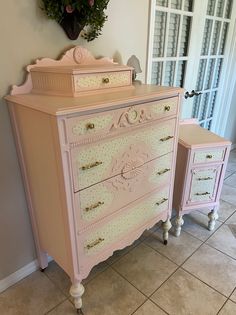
(0, 0, 149, 279)
(224, 83, 236, 146)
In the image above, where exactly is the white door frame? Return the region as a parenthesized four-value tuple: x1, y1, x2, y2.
(146, 0, 236, 138)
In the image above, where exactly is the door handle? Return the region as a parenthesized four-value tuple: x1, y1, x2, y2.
(184, 90, 202, 99)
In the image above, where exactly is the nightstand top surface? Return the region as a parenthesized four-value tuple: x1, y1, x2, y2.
(179, 124, 231, 148)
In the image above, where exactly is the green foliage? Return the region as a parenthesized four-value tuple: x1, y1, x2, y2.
(41, 0, 109, 41)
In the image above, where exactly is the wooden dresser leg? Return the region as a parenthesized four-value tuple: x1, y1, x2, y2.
(208, 208, 219, 231)
(70, 282, 85, 313)
(162, 218, 172, 245)
(174, 216, 184, 237)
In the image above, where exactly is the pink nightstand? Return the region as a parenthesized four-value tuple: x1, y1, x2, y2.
(173, 120, 231, 236)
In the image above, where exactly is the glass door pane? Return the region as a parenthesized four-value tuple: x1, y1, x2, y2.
(149, 0, 193, 88)
(192, 0, 232, 129)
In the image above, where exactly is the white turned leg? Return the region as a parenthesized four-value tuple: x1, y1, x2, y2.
(208, 209, 219, 231)
(162, 218, 172, 245)
(174, 216, 184, 237)
(70, 282, 85, 313)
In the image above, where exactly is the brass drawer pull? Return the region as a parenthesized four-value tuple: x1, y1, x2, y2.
(81, 161, 103, 170)
(164, 105, 171, 112)
(86, 123, 95, 130)
(197, 177, 213, 181)
(206, 154, 213, 159)
(86, 237, 105, 250)
(85, 201, 104, 212)
(157, 168, 170, 176)
(160, 135, 174, 142)
(102, 77, 110, 84)
(195, 192, 210, 196)
(156, 198, 168, 206)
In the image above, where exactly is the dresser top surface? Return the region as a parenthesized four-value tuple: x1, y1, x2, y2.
(179, 124, 231, 148)
(5, 84, 183, 116)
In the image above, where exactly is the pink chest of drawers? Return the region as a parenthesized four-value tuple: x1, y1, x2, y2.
(173, 120, 231, 236)
(5, 47, 183, 312)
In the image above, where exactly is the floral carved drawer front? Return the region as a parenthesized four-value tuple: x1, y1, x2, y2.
(66, 97, 178, 144)
(80, 186, 170, 257)
(71, 119, 176, 191)
(75, 152, 173, 229)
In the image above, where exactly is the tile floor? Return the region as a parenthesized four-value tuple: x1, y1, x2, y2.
(1, 150, 236, 315)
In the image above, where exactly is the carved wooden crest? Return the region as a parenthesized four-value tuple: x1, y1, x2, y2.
(111, 106, 153, 131)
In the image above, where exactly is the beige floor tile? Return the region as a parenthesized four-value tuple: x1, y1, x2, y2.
(144, 230, 202, 265)
(181, 211, 221, 241)
(151, 269, 226, 315)
(227, 161, 236, 172)
(47, 299, 75, 314)
(198, 200, 236, 222)
(218, 300, 236, 315)
(183, 244, 236, 296)
(82, 268, 145, 315)
(224, 173, 236, 188)
(106, 239, 141, 265)
(206, 224, 236, 259)
(226, 211, 236, 224)
(224, 170, 234, 179)
(112, 243, 177, 296)
(0, 271, 65, 315)
(44, 261, 71, 296)
(82, 260, 109, 284)
(133, 300, 166, 315)
(221, 184, 236, 206)
(230, 288, 236, 303)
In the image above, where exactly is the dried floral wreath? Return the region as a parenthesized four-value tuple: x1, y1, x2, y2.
(41, 0, 110, 41)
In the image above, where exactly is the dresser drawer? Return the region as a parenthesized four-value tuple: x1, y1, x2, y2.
(75, 152, 173, 229)
(193, 148, 226, 164)
(74, 70, 132, 92)
(185, 165, 222, 205)
(78, 186, 169, 261)
(66, 97, 178, 144)
(71, 118, 176, 191)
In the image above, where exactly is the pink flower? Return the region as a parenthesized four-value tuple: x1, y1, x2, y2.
(88, 0, 94, 7)
(65, 5, 74, 13)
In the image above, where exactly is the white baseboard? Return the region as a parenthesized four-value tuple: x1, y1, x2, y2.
(0, 260, 39, 293)
(0, 256, 53, 294)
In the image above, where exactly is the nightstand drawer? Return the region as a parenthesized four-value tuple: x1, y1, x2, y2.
(75, 152, 173, 229)
(71, 119, 176, 191)
(78, 186, 170, 260)
(66, 97, 178, 144)
(193, 148, 226, 164)
(186, 165, 222, 205)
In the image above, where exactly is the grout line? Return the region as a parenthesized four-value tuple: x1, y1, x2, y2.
(44, 297, 68, 314)
(216, 298, 230, 314)
(130, 298, 149, 315)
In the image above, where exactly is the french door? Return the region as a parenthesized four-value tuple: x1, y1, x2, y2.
(147, 0, 236, 132)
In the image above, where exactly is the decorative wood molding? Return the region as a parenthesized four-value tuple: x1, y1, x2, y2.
(11, 46, 115, 95)
(110, 106, 153, 130)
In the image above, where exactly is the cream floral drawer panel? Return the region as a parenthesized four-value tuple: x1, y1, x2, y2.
(75, 152, 173, 229)
(66, 97, 178, 144)
(71, 119, 176, 191)
(186, 165, 222, 204)
(193, 148, 226, 164)
(74, 71, 131, 92)
(78, 186, 170, 258)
